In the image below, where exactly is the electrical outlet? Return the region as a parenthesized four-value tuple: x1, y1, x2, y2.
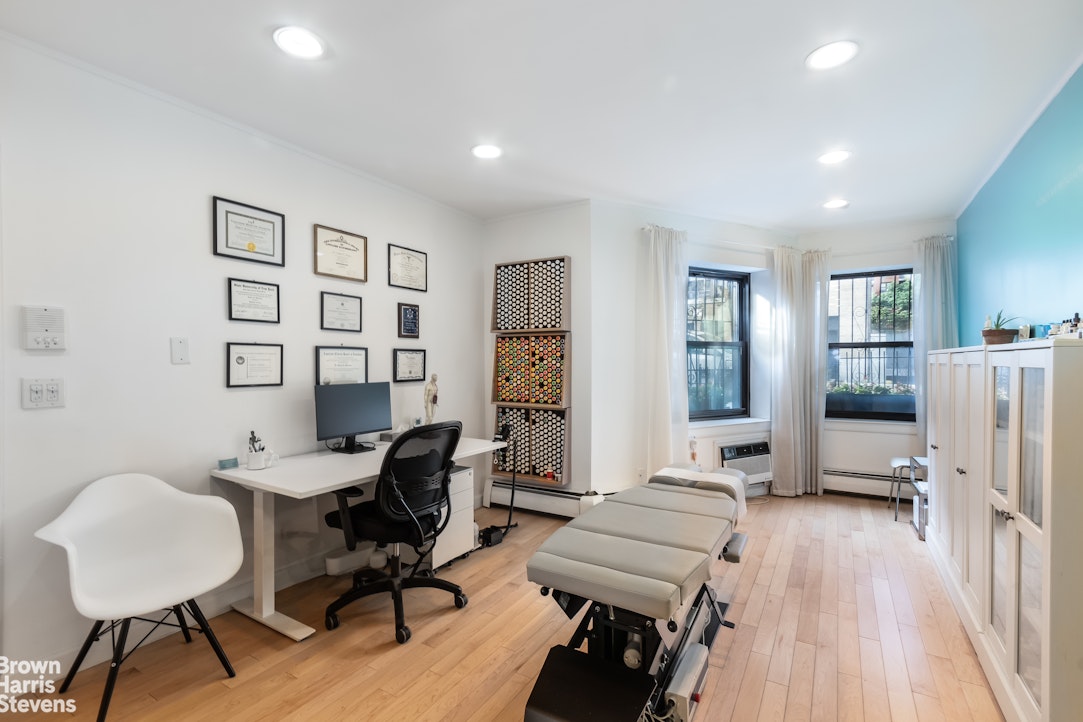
(22, 377, 64, 409)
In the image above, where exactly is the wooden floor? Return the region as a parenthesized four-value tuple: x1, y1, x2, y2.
(32, 494, 1003, 721)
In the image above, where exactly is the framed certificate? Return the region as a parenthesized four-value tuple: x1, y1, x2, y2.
(320, 291, 362, 332)
(228, 278, 280, 323)
(393, 348, 426, 382)
(315, 346, 368, 385)
(398, 303, 420, 338)
(314, 224, 367, 282)
(213, 197, 285, 267)
(226, 342, 283, 388)
(388, 243, 427, 292)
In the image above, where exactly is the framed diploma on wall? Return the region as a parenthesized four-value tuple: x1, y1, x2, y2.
(226, 342, 283, 388)
(213, 196, 285, 267)
(320, 291, 362, 332)
(228, 278, 280, 323)
(314, 224, 368, 282)
(393, 348, 426, 382)
(388, 243, 427, 292)
(315, 346, 368, 385)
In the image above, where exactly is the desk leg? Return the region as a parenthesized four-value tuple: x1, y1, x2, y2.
(231, 489, 316, 641)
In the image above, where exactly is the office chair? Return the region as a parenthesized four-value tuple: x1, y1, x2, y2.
(35, 473, 242, 721)
(324, 420, 467, 643)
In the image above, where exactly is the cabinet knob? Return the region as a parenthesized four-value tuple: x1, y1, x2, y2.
(955, 467, 967, 475)
(930, 444, 939, 450)
(997, 509, 1014, 522)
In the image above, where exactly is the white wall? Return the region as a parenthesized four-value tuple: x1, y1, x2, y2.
(0, 38, 487, 666)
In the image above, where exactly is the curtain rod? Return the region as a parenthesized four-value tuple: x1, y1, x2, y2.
(642, 225, 775, 252)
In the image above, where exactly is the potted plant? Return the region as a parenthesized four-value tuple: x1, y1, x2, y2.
(982, 310, 1018, 345)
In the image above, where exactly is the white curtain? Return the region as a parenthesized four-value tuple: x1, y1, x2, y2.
(770, 246, 830, 496)
(913, 234, 959, 447)
(643, 225, 690, 475)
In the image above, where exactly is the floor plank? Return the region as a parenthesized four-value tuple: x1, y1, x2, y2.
(29, 496, 1003, 721)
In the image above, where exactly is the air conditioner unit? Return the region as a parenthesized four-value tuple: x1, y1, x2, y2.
(718, 441, 772, 496)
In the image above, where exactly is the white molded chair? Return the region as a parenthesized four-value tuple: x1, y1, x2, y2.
(35, 473, 243, 721)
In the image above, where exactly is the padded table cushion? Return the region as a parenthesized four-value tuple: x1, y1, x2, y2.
(609, 485, 737, 523)
(526, 527, 711, 620)
(566, 500, 729, 557)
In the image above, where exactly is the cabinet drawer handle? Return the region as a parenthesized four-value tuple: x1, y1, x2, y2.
(956, 467, 966, 475)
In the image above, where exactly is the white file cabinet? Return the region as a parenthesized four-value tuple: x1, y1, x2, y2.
(432, 466, 476, 568)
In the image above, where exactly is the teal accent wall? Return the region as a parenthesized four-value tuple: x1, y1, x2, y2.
(957, 64, 1083, 345)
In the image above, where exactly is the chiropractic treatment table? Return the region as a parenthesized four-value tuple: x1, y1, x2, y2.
(524, 467, 749, 722)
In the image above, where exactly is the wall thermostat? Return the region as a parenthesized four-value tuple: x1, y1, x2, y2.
(21, 305, 66, 350)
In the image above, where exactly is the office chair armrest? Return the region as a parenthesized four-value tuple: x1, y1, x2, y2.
(332, 486, 365, 551)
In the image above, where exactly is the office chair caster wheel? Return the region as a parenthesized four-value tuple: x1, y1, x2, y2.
(454, 593, 468, 609)
(325, 613, 339, 630)
(396, 625, 411, 644)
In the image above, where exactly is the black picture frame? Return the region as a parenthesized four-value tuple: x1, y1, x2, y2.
(387, 243, 428, 292)
(228, 278, 280, 323)
(213, 196, 285, 267)
(398, 303, 420, 338)
(320, 291, 363, 332)
(226, 342, 283, 388)
(393, 348, 426, 382)
(314, 224, 368, 282)
(315, 346, 368, 385)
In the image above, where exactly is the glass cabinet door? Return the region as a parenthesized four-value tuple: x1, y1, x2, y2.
(1017, 534, 1042, 707)
(991, 364, 1011, 499)
(1019, 366, 1045, 528)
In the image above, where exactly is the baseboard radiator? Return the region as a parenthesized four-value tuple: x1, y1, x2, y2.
(823, 468, 906, 499)
(489, 480, 590, 518)
(715, 439, 772, 497)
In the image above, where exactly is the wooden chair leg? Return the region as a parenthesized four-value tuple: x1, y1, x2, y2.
(96, 617, 131, 722)
(185, 599, 236, 678)
(59, 619, 105, 693)
(173, 605, 193, 643)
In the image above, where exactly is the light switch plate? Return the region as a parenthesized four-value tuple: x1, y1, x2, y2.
(170, 337, 190, 364)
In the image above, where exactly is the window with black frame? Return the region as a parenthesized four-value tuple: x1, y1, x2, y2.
(686, 268, 749, 420)
(827, 269, 916, 421)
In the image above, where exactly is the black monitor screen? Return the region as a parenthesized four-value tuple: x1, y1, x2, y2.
(314, 382, 393, 453)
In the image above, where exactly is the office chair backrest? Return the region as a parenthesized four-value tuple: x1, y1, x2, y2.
(376, 421, 462, 526)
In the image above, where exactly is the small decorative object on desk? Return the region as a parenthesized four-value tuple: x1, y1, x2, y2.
(424, 373, 439, 425)
(247, 431, 276, 470)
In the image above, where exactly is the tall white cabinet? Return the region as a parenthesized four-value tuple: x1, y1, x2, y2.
(926, 339, 1083, 722)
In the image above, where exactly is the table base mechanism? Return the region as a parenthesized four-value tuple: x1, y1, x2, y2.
(232, 598, 315, 641)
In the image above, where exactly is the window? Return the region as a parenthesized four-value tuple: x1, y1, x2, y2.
(686, 268, 749, 419)
(827, 269, 915, 421)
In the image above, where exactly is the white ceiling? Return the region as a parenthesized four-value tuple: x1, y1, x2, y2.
(3, 1, 1082, 232)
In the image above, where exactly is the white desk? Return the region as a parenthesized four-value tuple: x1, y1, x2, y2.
(211, 436, 505, 641)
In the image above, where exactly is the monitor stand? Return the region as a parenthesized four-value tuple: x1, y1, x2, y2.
(333, 436, 376, 454)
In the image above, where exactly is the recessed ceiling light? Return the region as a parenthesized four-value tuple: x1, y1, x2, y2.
(472, 144, 503, 159)
(823, 199, 850, 209)
(273, 26, 324, 59)
(818, 150, 852, 165)
(805, 40, 859, 70)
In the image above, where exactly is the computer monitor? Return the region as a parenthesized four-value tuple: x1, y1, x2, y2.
(314, 381, 393, 454)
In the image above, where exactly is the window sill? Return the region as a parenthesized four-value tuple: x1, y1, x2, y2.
(689, 416, 769, 431)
